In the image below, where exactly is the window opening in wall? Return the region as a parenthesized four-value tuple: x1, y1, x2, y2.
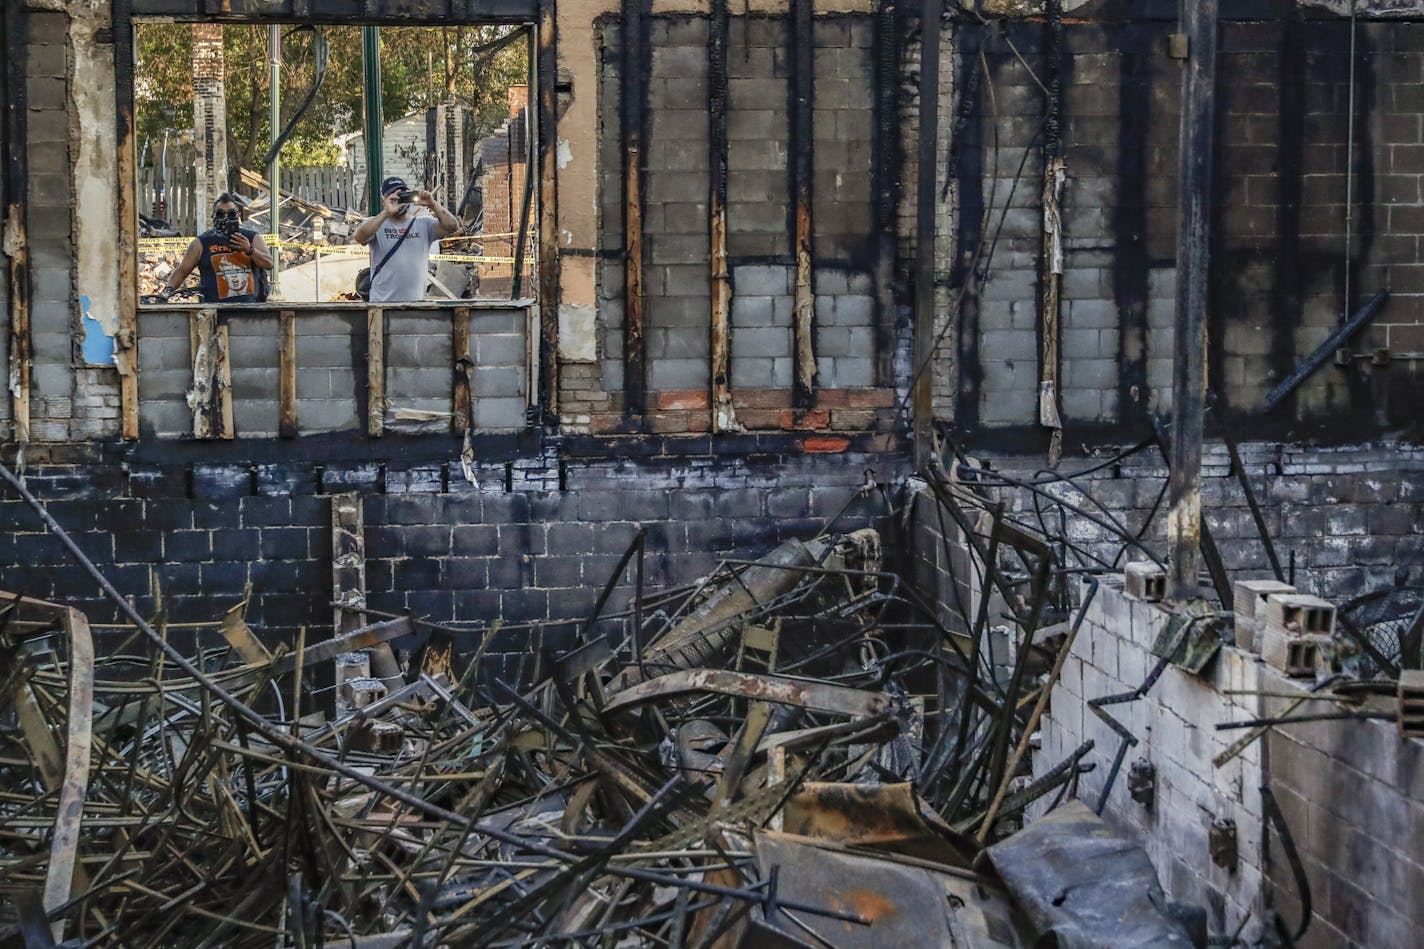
(133, 21, 535, 305)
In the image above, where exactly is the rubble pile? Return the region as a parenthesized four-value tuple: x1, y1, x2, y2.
(0, 455, 1249, 947)
(137, 251, 182, 297)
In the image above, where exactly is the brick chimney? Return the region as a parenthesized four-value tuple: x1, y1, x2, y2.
(507, 85, 528, 119)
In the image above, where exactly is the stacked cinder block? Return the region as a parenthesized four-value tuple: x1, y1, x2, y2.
(24, 9, 78, 441)
(644, 18, 712, 396)
(1033, 579, 1272, 940)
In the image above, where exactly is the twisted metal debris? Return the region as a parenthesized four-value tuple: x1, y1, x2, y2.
(0, 454, 1216, 947)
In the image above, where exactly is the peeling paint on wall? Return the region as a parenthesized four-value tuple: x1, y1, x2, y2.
(79, 296, 115, 366)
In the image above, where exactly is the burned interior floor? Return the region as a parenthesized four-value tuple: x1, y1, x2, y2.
(4, 0, 1424, 946)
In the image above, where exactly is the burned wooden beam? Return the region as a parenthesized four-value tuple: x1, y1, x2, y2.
(187, 308, 233, 439)
(115, 0, 139, 440)
(1167, 0, 1217, 600)
(791, 0, 816, 409)
(367, 306, 384, 437)
(911, 0, 942, 466)
(452, 305, 472, 434)
(1038, 1, 1066, 465)
(708, 0, 735, 432)
(279, 309, 297, 438)
(537, 0, 560, 419)
(4, 0, 29, 445)
(622, 0, 649, 419)
(871, 0, 899, 388)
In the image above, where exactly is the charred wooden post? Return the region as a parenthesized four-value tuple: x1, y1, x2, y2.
(115, 0, 139, 440)
(1039, 1, 1066, 465)
(452, 305, 472, 434)
(790, 0, 816, 408)
(1167, 0, 1217, 601)
(367, 307, 384, 437)
(187, 309, 232, 439)
(622, 0, 649, 419)
(911, 0, 943, 466)
(537, 0, 560, 419)
(4, 0, 29, 445)
(871, 0, 899, 388)
(279, 309, 297, 438)
(708, 0, 735, 431)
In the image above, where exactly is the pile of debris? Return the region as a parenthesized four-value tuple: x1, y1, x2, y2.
(1, 460, 1217, 947)
(137, 251, 181, 298)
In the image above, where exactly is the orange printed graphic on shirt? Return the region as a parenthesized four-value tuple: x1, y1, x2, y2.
(210, 251, 254, 299)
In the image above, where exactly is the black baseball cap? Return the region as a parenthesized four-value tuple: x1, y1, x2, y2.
(380, 176, 409, 196)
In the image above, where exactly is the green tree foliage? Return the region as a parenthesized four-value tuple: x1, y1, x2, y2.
(135, 23, 528, 173)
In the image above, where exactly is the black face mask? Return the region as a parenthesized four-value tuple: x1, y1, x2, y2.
(214, 210, 240, 237)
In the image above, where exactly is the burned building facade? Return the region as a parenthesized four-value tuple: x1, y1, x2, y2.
(3, 0, 1424, 944)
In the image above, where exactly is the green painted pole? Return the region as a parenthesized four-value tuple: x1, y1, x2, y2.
(362, 26, 383, 215)
(268, 24, 281, 292)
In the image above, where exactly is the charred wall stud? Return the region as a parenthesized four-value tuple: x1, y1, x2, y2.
(116, 0, 140, 441)
(790, 0, 817, 409)
(367, 306, 385, 438)
(621, 0, 649, 420)
(4, 0, 29, 445)
(911, 0, 943, 465)
(1167, 0, 1217, 601)
(708, 0, 736, 433)
(537, 0, 560, 420)
(872, 0, 899, 389)
(1038, 1, 1066, 464)
(453, 305, 472, 435)
(279, 309, 297, 438)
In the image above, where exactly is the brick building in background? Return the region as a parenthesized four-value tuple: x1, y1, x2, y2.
(469, 84, 532, 297)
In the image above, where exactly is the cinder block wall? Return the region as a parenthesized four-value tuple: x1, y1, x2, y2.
(971, 442, 1424, 601)
(955, 14, 1424, 441)
(135, 307, 528, 438)
(1029, 579, 1424, 948)
(0, 438, 907, 682)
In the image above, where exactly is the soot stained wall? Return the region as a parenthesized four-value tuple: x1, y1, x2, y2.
(0, 437, 908, 682)
(955, 13, 1424, 444)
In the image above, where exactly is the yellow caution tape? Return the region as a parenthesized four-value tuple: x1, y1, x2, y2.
(142, 237, 523, 265)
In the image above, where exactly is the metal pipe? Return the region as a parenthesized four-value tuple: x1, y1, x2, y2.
(269, 24, 282, 292)
(361, 27, 383, 215)
(1167, 0, 1217, 600)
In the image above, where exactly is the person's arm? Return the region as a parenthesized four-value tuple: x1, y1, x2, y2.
(159, 239, 203, 300)
(352, 211, 388, 246)
(354, 190, 409, 244)
(417, 190, 460, 238)
(231, 231, 273, 270)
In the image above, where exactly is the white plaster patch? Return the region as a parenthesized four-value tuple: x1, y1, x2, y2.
(558, 304, 597, 363)
(71, 5, 121, 339)
(556, 138, 572, 170)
